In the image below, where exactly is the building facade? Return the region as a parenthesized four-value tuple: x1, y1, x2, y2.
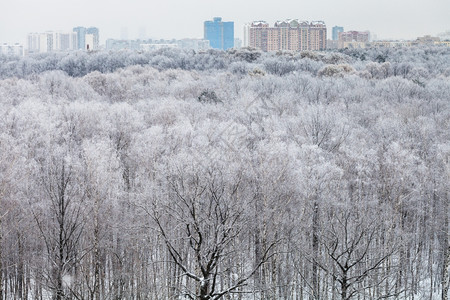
(73, 26, 99, 50)
(106, 39, 138, 51)
(369, 41, 413, 48)
(176, 39, 210, 50)
(27, 31, 77, 53)
(234, 38, 242, 48)
(338, 31, 370, 48)
(140, 43, 179, 51)
(87, 27, 100, 49)
(105, 38, 210, 51)
(85, 34, 94, 51)
(204, 17, 234, 50)
(246, 19, 326, 52)
(73, 27, 86, 49)
(415, 35, 440, 44)
(332, 26, 344, 40)
(243, 23, 250, 47)
(0, 43, 24, 56)
(434, 41, 450, 47)
(27, 33, 41, 53)
(53, 32, 78, 51)
(339, 31, 370, 43)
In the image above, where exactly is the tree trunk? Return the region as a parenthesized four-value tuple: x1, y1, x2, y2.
(311, 200, 320, 300)
(17, 233, 24, 299)
(254, 192, 265, 298)
(442, 187, 449, 300)
(442, 245, 449, 300)
(341, 273, 348, 300)
(94, 197, 101, 300)
(25, 264, 30, 300)
(199, 275, 210, 300)
(0, 214, 3, 300)
(56, 166, 66, 300)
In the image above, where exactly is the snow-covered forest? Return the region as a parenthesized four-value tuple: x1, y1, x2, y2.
(0, 46, 449, 300)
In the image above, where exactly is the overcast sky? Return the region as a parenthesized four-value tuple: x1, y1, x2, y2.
(1, 0, 449, 44)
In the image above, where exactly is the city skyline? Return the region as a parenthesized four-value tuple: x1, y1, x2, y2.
(1, 0, 449, 45)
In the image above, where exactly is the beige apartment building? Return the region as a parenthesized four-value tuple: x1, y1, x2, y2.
(337, 31, 370, 48)
(245, 19, 326, 51)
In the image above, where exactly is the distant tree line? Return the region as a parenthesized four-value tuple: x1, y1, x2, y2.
(0, 46, 449, 80)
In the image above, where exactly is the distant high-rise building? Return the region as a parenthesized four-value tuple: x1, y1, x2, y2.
(27, 31, 77, 53)
(332, 26, 344, 40)
(415, 35, 440, 44)
(0, 43, 24, 56)
(234, 38, 242, 48)
(338, 30, 370, 48)
(73, 26, 86, 49)
(85, 34, 94, 51)
(87, 27, 99, 49)
(339, 31, 370, 42)
(204, 17, 234, 50)
(73, 26, 99, 50)
(27, 33, 41, 54)
(243, 23, 250, 47)
(40, 33, 53, 53)
(247, 19, 327, 52)
(53, 32, 78, 51)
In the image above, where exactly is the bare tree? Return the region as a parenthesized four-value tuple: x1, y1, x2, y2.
(316, 208, 398, 300)
(0, 46, 449, 300)
(0, 135, 19, 300)
(31, 152, 86, 300)
(441, 150, 450, 300)
(150, 169, 277, 300)
(80, 139, 122, 300)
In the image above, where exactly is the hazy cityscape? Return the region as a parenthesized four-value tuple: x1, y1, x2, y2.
(1, 16, 450, 56)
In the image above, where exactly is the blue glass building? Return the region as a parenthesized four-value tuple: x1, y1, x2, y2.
(332, 26, 344, 41)
(73, 27, 86, 49)
(204, 17, 234, 50)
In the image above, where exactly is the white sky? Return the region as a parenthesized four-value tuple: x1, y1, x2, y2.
(1, 0, 449, 44)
